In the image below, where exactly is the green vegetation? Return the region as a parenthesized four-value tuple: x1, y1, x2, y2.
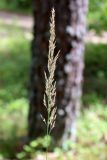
(0, 25, 30, 158)
(84, 44, 107, 97)
(0, 99, 28, 158)
(0, 26, 30, 102)
(0, 0, 31, 13)
(0, 23, 107, 159)
(89, 0, 107, 31)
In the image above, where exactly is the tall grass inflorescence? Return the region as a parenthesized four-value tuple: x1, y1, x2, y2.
(42, 8, 59, 160)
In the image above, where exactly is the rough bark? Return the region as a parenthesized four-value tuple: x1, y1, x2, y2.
(28, 0, 88, 142)
(62, 0, 88, 143)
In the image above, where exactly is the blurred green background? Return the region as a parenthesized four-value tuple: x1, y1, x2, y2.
(0, 0, 107, 159)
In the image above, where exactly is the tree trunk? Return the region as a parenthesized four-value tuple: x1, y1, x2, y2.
(61, 0, 88, 143)
(28, 0, 88, 142)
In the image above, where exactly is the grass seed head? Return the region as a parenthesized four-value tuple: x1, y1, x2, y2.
(43, 8, 59, 133)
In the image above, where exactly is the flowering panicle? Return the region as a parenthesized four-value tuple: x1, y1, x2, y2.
(40, 8, 59, 160)
(43, 8, 59, 134)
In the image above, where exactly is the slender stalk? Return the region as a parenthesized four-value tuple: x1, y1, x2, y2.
(41, 8, 59, 160)
(46, 112, 49, 160)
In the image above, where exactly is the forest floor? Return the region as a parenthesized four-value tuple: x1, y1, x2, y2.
(0, 11, 33, 31)
(0, 11, 107, 44)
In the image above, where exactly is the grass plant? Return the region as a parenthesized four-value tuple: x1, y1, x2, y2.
(42, 8, 59, 160)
